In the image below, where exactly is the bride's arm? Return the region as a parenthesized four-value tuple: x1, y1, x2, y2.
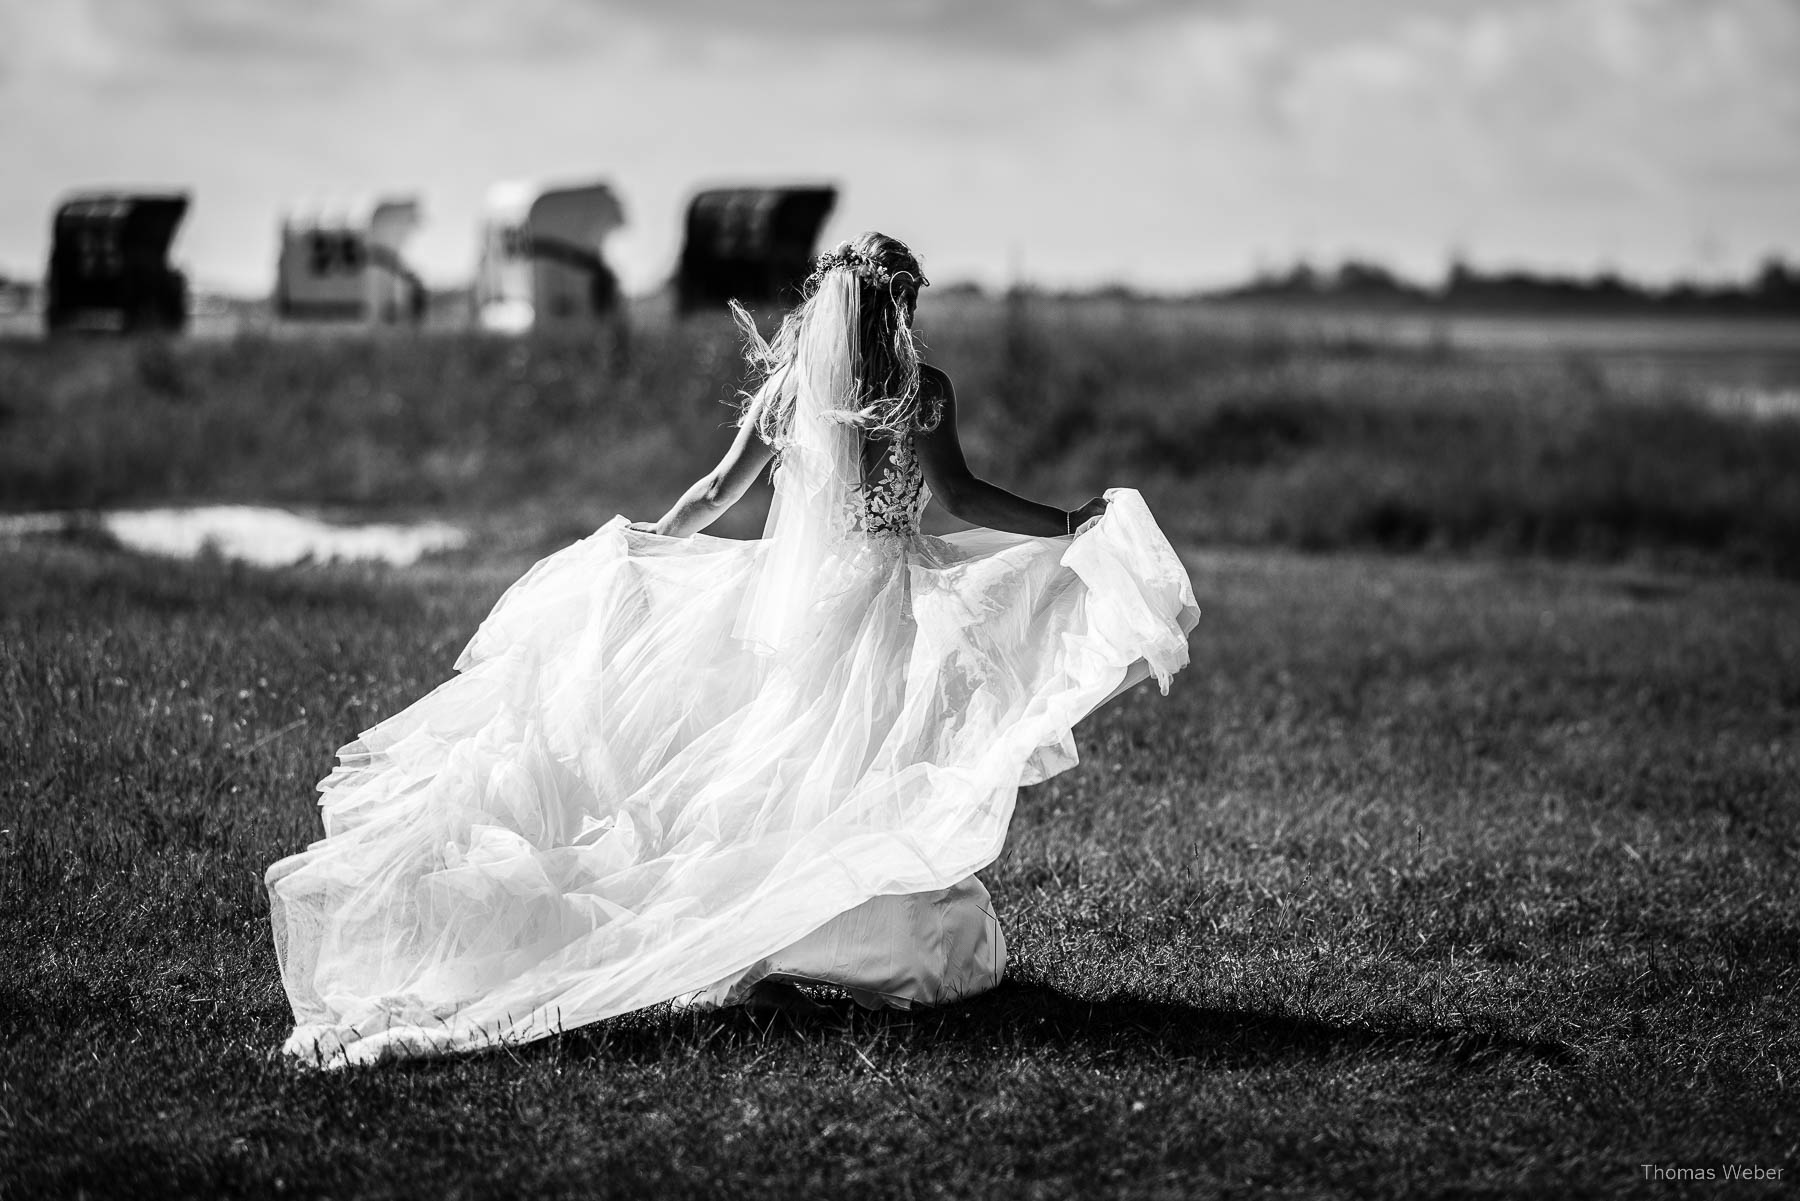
(915, 366, 1106, 537)
(638, 417, 774, 537)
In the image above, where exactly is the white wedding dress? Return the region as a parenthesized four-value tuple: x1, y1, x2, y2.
(266, 406, 1200, 1066)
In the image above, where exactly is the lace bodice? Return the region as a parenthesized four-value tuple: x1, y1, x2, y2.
(849, 432, 930, 539)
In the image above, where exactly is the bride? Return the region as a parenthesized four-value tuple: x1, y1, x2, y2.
(265, 232, 1200, 1066)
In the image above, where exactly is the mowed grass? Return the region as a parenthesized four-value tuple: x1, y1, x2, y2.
(3, 533, 1796, 1198)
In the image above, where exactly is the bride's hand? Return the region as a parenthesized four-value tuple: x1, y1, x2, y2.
(627, 520, 661, 534)
(1068, 496, 1109, 533)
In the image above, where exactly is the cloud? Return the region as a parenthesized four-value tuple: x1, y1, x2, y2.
(570, 0, 1232, 50)
(1, 0, 1794, 290)
(1163, 0, 1800, 272)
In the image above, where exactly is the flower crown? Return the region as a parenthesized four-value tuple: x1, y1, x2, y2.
(808, 241, 929, 293)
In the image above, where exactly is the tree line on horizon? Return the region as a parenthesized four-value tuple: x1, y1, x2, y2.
(1203, 254, 1800, 315)
(7, 253, 1800, 319)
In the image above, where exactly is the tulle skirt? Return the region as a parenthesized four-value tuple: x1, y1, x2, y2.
(265, 488, 1200, 1065)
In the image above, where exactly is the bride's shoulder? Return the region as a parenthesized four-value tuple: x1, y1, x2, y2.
(919, 363, 956, 408)
(916, 363, 955, 430)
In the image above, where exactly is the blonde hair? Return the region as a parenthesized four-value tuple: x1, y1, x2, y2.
(732, 231, 933, 447)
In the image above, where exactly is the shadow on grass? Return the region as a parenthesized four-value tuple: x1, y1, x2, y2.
(538, 980, 1575, 1076)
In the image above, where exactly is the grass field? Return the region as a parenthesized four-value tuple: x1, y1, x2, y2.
(3, 532, 1795, 1196)
(2, 304, 1797, 1196)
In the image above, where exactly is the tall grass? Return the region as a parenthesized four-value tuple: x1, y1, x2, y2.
(3, 297, 1798, 574)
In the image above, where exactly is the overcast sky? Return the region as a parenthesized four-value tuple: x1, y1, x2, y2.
(3, 0, 1797, 294)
